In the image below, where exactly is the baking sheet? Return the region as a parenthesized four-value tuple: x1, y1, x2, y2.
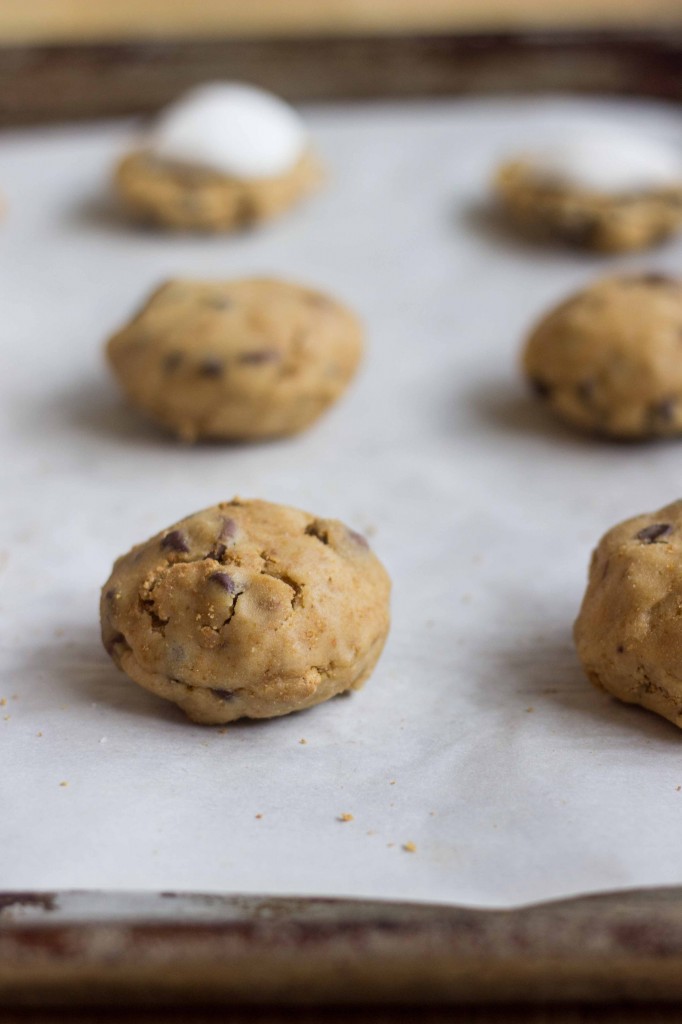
(2, 96, 682, 908)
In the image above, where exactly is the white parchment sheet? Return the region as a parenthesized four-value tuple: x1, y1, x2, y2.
(2, 97, 682, 906)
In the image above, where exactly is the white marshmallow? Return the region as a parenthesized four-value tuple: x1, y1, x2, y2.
(522, 130, 682, 194)
(150, 82, 307, 179)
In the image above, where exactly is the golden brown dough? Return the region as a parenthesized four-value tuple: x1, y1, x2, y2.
(115, 149, 322, 231)
(523, 274, 682, 439)
(106, 277, 363, 442)
(495, 159, 682, 253)
(575, 501, 682, 729)
(101, 499, 391, 725)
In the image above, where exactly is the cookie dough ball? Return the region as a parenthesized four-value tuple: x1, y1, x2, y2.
(106, 277, 363, 442)
(495, 131, 682, 252)
(523, 275, 682, 439)
(575, 501, 682, 728)
(100, 499, 391, 724)
(114, 83, 323, 231)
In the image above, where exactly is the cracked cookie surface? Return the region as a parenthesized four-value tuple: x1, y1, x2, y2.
(100, 499, 391, 724)
(574, 500, 682, 729)
(114, 149, 322, 231)
(106, 277, 363, 442)
(495, 160, 682, 253)
(523, 275, 682, 439)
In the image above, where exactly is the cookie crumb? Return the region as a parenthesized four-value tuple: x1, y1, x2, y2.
(338, 813, 354, 822)
(3, 715, 9, 722)
(676, 786, 681, 792)
(299, 738, 307, 745)
(389, 779, 396, 785)
(59, 781, 68, 788)
(0, 698, 6, 707)
(255, 813, 263, 819)
(402, 841, 417, 853)
(36, 731, 43, 737)
(526, 706, 534, 713)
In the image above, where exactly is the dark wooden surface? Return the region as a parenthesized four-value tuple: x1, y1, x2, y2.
(3, 1007, 682, 1023)
(0, 30, 681, 126)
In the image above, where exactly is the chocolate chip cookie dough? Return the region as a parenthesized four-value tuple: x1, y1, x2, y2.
(575, 501, 682, 729)
(494, 134, 682, 253)
(115, 150, 321, 232)
(114, 82, 323, 231)
(523, 275, 682, 439)
(101, 500, 391, 725)
(106, 278, 363, 442)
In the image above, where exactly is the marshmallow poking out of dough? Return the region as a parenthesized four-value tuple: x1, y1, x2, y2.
(151, 82, 308, 179)
(494, 127, 682, 253)
(114, 82, 323, 231)
(519, 130, 682, 195)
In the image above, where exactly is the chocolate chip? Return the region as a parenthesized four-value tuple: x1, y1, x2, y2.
(530, 378, 552, 399)
(576, 379, 596, 404)
(104, 632, 125, 655)
(559, 215, 597, 246)
(635, 523, 673, 544)
(219, 517, 237, 540)
(164, 352, 183, 373)
(210, 571, 237, 594)
(198, 358, 223, 377)
(161, 529, 190, 553)
(652, 397, 676, 423)
(616, 644, 625, 654)
(104, 588, 116, 601)
(208, 517, 238, 561)
(305, 521, 329, 545)
(205, 295, 232, 310)
(238, 350, 280, 365)
(636, 273, 677, 286)
(347, 528, 369, 549)
(211, 688, 235, 701)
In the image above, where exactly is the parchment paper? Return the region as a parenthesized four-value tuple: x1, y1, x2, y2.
(2, 96, 682, 908)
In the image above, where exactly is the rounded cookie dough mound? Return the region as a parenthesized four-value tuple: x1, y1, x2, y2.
(100, 499, 391, 724)
(106, 278, 363, 442)
(523, 275, 682, 440)
(494, 131, 682, 253)
(114, 82, 323, 231)
(575, 501, 682, 729)
(495, 160, 682, 253)
(115, 149, 322, 232)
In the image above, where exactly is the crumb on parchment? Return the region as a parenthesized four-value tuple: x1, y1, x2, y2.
(337, 813, 354, 822)
(59, 781, 68, 788)
(402, 842, 417, 853)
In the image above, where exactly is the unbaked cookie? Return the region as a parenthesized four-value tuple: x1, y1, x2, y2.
(100, 499, 391, 724)
(106, 277, 363, 442)
(575, 500, 682, 729)
(114, 83, 322, 231)
(115, 149, 322, 232)
(523, 274, 682, 439)
(495, 133, 682, 253)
